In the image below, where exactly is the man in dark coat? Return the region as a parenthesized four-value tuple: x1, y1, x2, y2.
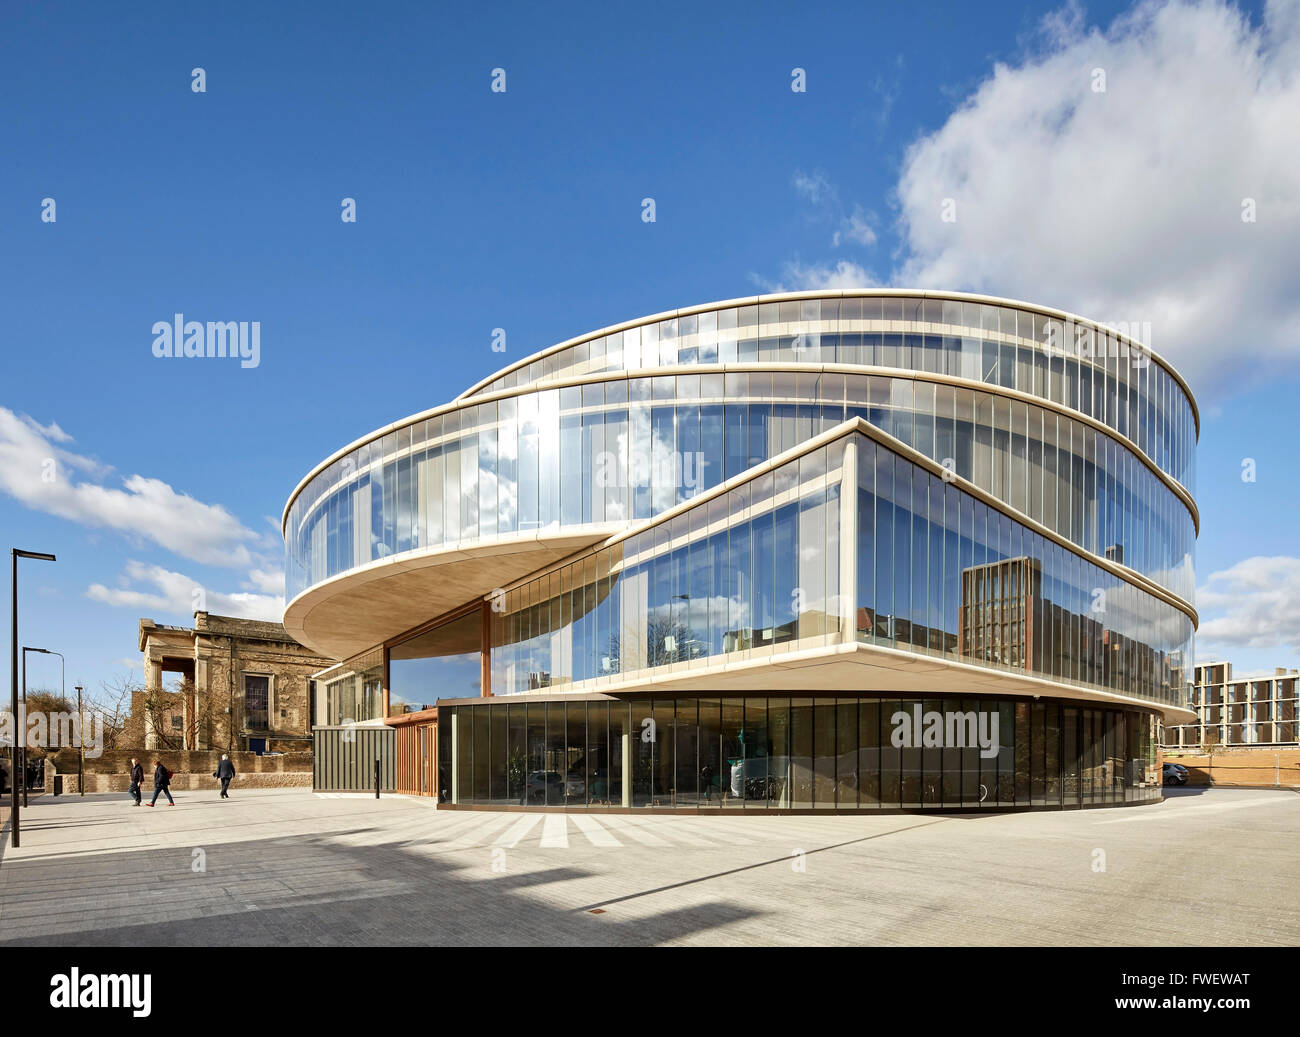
(148, 760, 174, 806)
(128, 758, 144, 806)
(216, 754, 236, 798)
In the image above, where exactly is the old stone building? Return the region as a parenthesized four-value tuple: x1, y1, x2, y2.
(135, 612, 331, 752)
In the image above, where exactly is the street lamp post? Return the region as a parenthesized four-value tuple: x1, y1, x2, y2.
(10, 548, 55, 850)
(75, 685, 83, 796)
(20, 647, 63, 808)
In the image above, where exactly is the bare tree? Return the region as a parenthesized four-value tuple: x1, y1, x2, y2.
(19, 687, 74, 760)
(87, 675, 134, 750)
(139, 675, 222, 750)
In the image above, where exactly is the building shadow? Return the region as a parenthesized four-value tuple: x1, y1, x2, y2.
(0, 822, 766, 947)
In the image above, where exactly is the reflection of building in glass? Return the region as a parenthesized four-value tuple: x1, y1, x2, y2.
(284, 291, 1198, 810)
(959, 556, 1038, 667)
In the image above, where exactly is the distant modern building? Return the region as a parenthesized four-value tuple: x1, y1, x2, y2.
(1163, 661, 1300, 748)
(135, 612, 330, 752)
(284, 290, 1198, 811)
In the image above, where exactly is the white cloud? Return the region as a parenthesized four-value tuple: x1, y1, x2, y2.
(832, 206, 877, 247)
(87, 560, 284, 623)
(793, 170, 832, 205)
(892, 0, 1300, 395)
(756, 259, 880, 293)
(0, 406, 263, 568)
(869, 54, 906, 133)
(1196, 555, 1300, 653)
(792, 169, 879, 251)
(246, 567, 286, 595)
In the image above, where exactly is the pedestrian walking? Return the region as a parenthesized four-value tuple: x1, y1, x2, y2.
(128, 757, 144, 806)
(147, 760, 174, 806)
(214, 753, 236, 798)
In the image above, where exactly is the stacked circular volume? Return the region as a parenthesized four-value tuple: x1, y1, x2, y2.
(285, 290, 1197, 812)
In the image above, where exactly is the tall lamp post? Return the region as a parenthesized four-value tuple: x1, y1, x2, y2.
(75, 685, 83, 796)
(10, 548, 55, 849)
(21, 646, 63, 808)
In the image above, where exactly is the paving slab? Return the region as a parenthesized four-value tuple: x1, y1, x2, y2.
(0, 787, 1297, 945)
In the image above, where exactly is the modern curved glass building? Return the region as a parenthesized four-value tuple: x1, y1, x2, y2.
(284, 290, 1197, 811)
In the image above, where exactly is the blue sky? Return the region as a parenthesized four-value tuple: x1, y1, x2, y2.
(2, 0, 1298, 701)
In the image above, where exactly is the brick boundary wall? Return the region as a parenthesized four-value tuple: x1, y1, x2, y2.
(55, 772, 313, 794)
(41, 748, 312, 795)
(1162, 747, 1300, 788)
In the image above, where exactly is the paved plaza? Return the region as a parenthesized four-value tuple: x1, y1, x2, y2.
(1, 787, 1297, 946)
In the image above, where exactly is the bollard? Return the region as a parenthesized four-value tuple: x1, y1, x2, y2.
(374, 757, 380, 799)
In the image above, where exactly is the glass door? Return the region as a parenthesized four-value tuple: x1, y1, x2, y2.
(1062, 707, 1081, 807)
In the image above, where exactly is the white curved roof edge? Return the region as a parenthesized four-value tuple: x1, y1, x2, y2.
(458, 288, 1198, 423)
(281, 288, 1199, 532)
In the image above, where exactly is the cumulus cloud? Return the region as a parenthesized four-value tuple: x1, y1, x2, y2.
(246, 567, 286, 595)
(766, 1, 1300, 398)
(87, 560, 284, 623)
(833, 206, 878, 247)
(793, 170, 833, 206)
(791, 169, 880, 251)
(0, 406, 263, 568)
(892, 0, 1300, 394)
(1196, 556, 1300, 654)
(756, 259, 879, 292)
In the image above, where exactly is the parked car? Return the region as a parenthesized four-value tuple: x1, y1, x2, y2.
(526, 770, 564, 803)
(564, 770, 585, 799)
(1162, 762, 1189, 786)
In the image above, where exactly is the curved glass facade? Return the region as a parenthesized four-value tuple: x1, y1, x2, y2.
(481, 428, 1192, 709)
(437, 695, 1163, 810)
(286, 370, 1194, 603)
(460, 294, 1196, 492)
(288, 292, 1198, 814)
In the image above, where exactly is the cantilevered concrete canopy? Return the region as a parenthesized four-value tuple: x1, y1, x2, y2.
(282, 527, 619, 660)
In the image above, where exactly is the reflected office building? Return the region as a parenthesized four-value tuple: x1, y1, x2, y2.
(285, 291, 1198, 812)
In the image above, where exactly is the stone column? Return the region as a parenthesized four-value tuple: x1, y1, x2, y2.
(145, 657, 163, 751)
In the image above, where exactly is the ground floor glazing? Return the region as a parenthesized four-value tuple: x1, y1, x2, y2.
(436, 694, 1162, 811)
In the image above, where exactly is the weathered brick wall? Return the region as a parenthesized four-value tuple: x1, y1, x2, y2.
(43, 747, 312, 793)
(49, 747, 309, 772)
(57, 771, 312, 793)
(0, 753, 310, 796)
(121, 688, 186, 749)
(1163, 747, 1300, 787)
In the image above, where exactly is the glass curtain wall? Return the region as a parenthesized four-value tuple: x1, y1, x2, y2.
(443, 696, 1161, 810)
(489, 430, 1192, 710)
(288, 373, 1194, 604)
(389, 609, 483, 715)
(319, 650, 384, 725)
(490, 439, 845, 695)
(853, 435, 1192, 708)
(463, 296, 1195, 495)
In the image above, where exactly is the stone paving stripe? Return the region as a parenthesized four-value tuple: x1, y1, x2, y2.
(438, 811, 519, 846)
(539, 814, 569, 848)
(598, 815, 672, 846)
(570, 814, 622, 847)
(493, 814, 544, 848)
